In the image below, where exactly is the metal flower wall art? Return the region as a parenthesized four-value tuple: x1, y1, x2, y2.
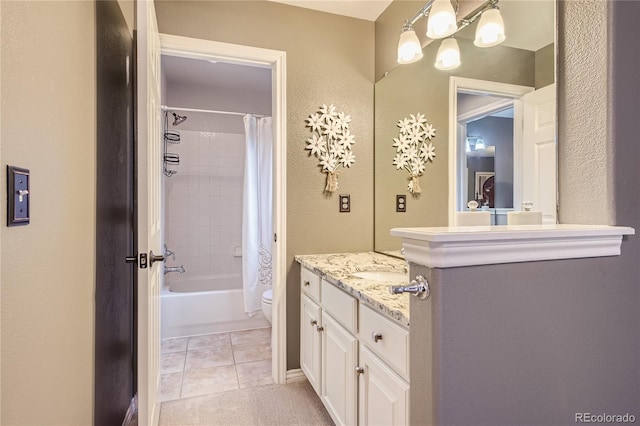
(392, 113, 436, 195)
(304, 104, 356, 193)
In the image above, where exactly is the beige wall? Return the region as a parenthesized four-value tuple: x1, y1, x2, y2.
(535, 43, 555, 89)
(558, 0, 611, 225)
(0, 1, 95, 425)
(154, 0, 375, 369)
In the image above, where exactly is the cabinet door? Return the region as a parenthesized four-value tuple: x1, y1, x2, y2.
(301, 294, 322, 394)
(322, 311, 358, 426)
(358, 345, 409, 426)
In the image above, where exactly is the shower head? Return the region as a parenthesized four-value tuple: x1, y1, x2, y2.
(170, 111, 188, 126)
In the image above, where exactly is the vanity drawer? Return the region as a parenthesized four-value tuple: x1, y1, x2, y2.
(359, 304, 409, 381)
(321, 279, 357, 334)
(301, 266, 321, 302)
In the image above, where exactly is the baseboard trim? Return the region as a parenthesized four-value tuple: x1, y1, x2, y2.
(286, 369, 307, 383)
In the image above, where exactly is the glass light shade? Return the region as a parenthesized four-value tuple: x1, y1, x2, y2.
(426, 0, 458, 39)
(474, 8, 506, 47)
(434, 38, 461, 70)
(397, 29, 424, 64)
(475, 137, 486, 150)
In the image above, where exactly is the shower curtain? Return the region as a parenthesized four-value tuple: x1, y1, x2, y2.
(242, 115, 273, 315)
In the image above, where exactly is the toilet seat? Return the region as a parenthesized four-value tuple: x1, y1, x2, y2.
(262, 289, 273, 304)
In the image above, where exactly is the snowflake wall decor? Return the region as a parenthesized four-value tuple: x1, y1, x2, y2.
(392, 113, 436, 195)
(304, 104, 356, 193)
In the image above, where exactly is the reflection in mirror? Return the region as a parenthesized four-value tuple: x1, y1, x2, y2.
(374, 0, 555, 254)
(460, 94, 514, 212)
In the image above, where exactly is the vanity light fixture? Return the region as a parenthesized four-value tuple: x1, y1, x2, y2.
(397, 0, 505, 69)
(397, 24, 424, 64)
(434, 37, 461, 70)
(426, 0, 458, 39)
(474, 6, 506, 47)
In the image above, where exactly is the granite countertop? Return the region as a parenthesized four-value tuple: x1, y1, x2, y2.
(294, 252, 411, 327)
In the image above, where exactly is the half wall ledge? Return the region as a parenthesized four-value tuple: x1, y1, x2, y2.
(390, 224, 635, 268)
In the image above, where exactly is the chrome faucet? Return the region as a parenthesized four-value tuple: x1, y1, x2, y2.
(164, 265, 185, 275)
(164, 244, 176, 261)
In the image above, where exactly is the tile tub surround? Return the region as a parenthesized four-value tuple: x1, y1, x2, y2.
(159, 328, 273, 401)
(294, 252, 411, 327)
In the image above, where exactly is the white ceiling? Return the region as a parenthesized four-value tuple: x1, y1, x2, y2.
(267, 0, 394, 21)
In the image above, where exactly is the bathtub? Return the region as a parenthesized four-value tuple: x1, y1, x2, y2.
(161, 274, 270, 339)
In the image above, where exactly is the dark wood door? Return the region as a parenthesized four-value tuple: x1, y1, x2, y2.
(95, 1, 136, 424)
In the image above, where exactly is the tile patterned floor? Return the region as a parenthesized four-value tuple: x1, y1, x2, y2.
(159, 327, 273, 401)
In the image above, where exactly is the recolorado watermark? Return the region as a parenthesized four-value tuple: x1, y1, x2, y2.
(576, 413, 636, 423)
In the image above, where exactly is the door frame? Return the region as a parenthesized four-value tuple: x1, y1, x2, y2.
(448, 76, 533, 225)
(158, 34, 288, 383)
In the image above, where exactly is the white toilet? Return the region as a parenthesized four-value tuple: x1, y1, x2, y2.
(261, 289, 273, 324)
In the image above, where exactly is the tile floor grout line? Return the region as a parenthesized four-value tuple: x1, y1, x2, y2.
(161, 327, 272, 401)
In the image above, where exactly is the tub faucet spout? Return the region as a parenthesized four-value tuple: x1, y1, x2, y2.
(164, 265, 185, 275)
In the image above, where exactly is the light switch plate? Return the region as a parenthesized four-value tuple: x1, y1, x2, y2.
(7, 165, 30, 226)
(339, 194, 350, 213)
(396, 195, 407, 212)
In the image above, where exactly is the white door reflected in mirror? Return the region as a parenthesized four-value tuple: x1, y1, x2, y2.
(448, 77, 557, 226)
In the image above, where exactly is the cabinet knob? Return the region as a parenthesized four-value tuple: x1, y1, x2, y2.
(316, 325, 324, 332)
(310, 319, 317, 326)
(372, 332, 383, 343)
(304, 280, 310, 287)
(355, 366, 364, 375)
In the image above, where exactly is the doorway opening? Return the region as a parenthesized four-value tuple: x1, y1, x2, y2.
(157, 35, 287, 398)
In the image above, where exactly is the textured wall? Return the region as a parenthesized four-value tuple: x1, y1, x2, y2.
(155, 0, 375, 369)
(410, 255, 639, 425)
(557, 0, 611, 225)
(0, 1, 95, 424)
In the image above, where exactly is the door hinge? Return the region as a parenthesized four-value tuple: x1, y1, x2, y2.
(274, 233, 277, 243)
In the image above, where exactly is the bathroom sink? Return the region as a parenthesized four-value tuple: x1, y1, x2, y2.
(350, 271, 409, 282)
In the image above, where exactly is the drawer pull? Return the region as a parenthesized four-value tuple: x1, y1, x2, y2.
(372, 332, 383, 343)
(303, 280, 310, 287)
(310, 319, 317, 326)
(316, 325, 324, 332)
(355, 366, 364, 375)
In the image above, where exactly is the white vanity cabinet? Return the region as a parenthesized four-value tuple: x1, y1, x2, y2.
(322, 310, 358, 425)
(300, 266, 322, 394)
(300, 294, 322, 394)
(299, 265, 410, 426)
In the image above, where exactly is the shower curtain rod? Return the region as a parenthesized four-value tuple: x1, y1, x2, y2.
(161, 105, 268, 118)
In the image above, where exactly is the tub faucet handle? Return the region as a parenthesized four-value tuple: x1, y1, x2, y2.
(164, 244, 176, 261)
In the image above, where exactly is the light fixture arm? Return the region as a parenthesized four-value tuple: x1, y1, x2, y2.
(406, 0, 459, 27)
(405, 0, 497, 33)
(456, 0, 499, 33)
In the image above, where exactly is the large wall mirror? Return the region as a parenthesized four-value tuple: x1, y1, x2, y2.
(374, 0, 556, 253)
